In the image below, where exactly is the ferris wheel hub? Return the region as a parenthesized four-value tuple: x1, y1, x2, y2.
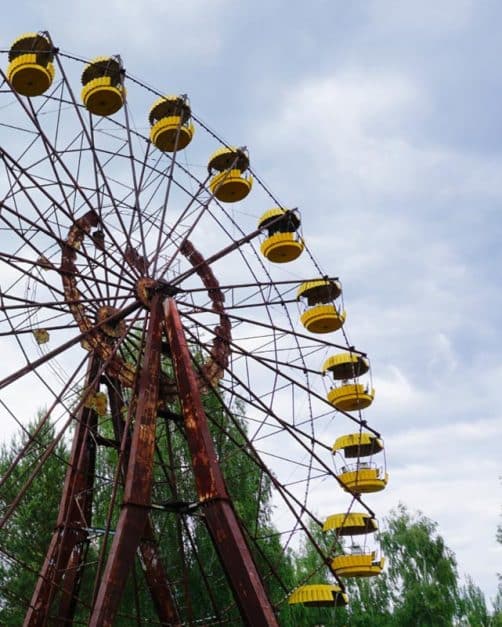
(135, 277, 180, 308)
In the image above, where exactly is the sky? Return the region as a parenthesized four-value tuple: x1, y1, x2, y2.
(1, 0, 501, 606)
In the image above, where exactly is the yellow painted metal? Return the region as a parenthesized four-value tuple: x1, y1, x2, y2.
(33, 329, 50, 345)
(260, 233, 304, 263)
(297, 279, 342, 305)
(8, 32, 53, 63)
(322, 512, 378, 535)
(81, 56, 121, 86)
(258, 208, 288, 227)
(332, 432, 384, 457)
(322, 352, 370, 380)
(300, 304, 346, 334)
(81, 77, 124, 116)
(209, 169, 253, 202)
(84, 391, 108, 416)
(208, 146, 249, 173)
(338, 467, 389, 493)
(331, 553, 385, 578)
(288, 584, 348, 607)
(149, 95, 191, 125)
(327, 383, 374, 411)
(7, 54, 55, 96)
(150, 116, 195, 152)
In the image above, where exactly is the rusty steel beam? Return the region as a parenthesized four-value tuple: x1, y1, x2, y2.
(164, 297, 279, 627)
(106, 377, 181, 626)
(24, 355, 100, 627)
(89, 295, 166, 627)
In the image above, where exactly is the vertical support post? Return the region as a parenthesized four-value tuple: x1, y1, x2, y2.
(89, 295, 169, 627)
(24, 355, 100, 627)
(105, 377, 181, 625)
(164, 297, 279, 627)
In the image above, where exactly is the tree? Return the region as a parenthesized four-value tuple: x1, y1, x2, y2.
(0, 382, 296, 624)
(0, 417, 69, 625)
(291, 503, 491, 627)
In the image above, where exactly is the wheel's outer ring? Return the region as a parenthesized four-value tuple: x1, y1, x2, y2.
(61, 210, 231, 401)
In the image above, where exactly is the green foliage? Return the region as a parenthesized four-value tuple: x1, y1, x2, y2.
(0, 416, 69, 625)
(292, 504, 492, 627)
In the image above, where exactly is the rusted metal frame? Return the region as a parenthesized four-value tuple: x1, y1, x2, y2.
(181, 308, 376, 440)
(118, 79, 147, 270)
(182, 276, 341, 294)
(0, 291, 129, 314)
(161, 421, 195, 625)
(89, 294, 165, 627)
(0, 349, 88, 494)
(55, 540, 90, 625)
(0, 300, 139, 391)
(154, 430, 226, 625)
(0, 145, 137, 288)
(180, 299, 366, 354)
(172, 336, 348, 597)
(124, 140, 152, 266)
(164, 297, 279, 627)
(168, 225, 266, 289)
(105, 376, 182, 626)
(0, 308, 141, 528)
(154, 175, 212, 279)
(24, 355, 101, 626)
(24, 102, 107, 304)
(48, 59, 142, 278)
(150, 116, 196, 277)
(0, 210, 67, 299)
(87, 117, 112, 303)
(182, 315, 379, 506)
(0, 350, 108, 530)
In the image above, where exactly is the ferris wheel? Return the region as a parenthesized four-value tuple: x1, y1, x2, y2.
(0, 32, 389, 626)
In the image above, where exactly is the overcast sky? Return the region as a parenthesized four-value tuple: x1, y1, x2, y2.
(1, 0, 501, 604)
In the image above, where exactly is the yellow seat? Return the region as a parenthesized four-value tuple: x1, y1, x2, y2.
(81, 76, 124, 116)
(149, 96, 194, 152)
(209, 168, 252, 202)
(300, 303, 346, 334)
(323, 512, 377, 535)
(322, 352, 370, 380)
(208, 147, 252, 203)
(258, 208, 304, 263)
(260, 232, 303, 263)
(297, 279, 342, 304)
(288, 584, 348, 607)
(327, 383, 374, 411)
(338, 467, 389, 493)
(81, 57, 124, 116)
(332, 432, 384, 457)
(33, 329, 50, 345)
(7, 33, 55, 96)
(331, 552, 384, 578)
(150, 116, 194, 151)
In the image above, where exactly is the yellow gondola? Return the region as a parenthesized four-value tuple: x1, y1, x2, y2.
(81, 56, 124, 116)
(33, 329, 50, 345)
(288, 584, 348, 607)
(323, 512, 378, 535)
(332, 432, 383, 458)
(331, 551, 385, 578)
(207, 146, 253, 202)
(332, 433, 388, 494)
(258, 208, 304, 262)
(149, 95, 194, 152)
(297, 279, 345, 333)
(322, 352, 370, 380)
(7, 32, 55, 97)
(336, 464, 388, 493)
(327, 383, 374, 411)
